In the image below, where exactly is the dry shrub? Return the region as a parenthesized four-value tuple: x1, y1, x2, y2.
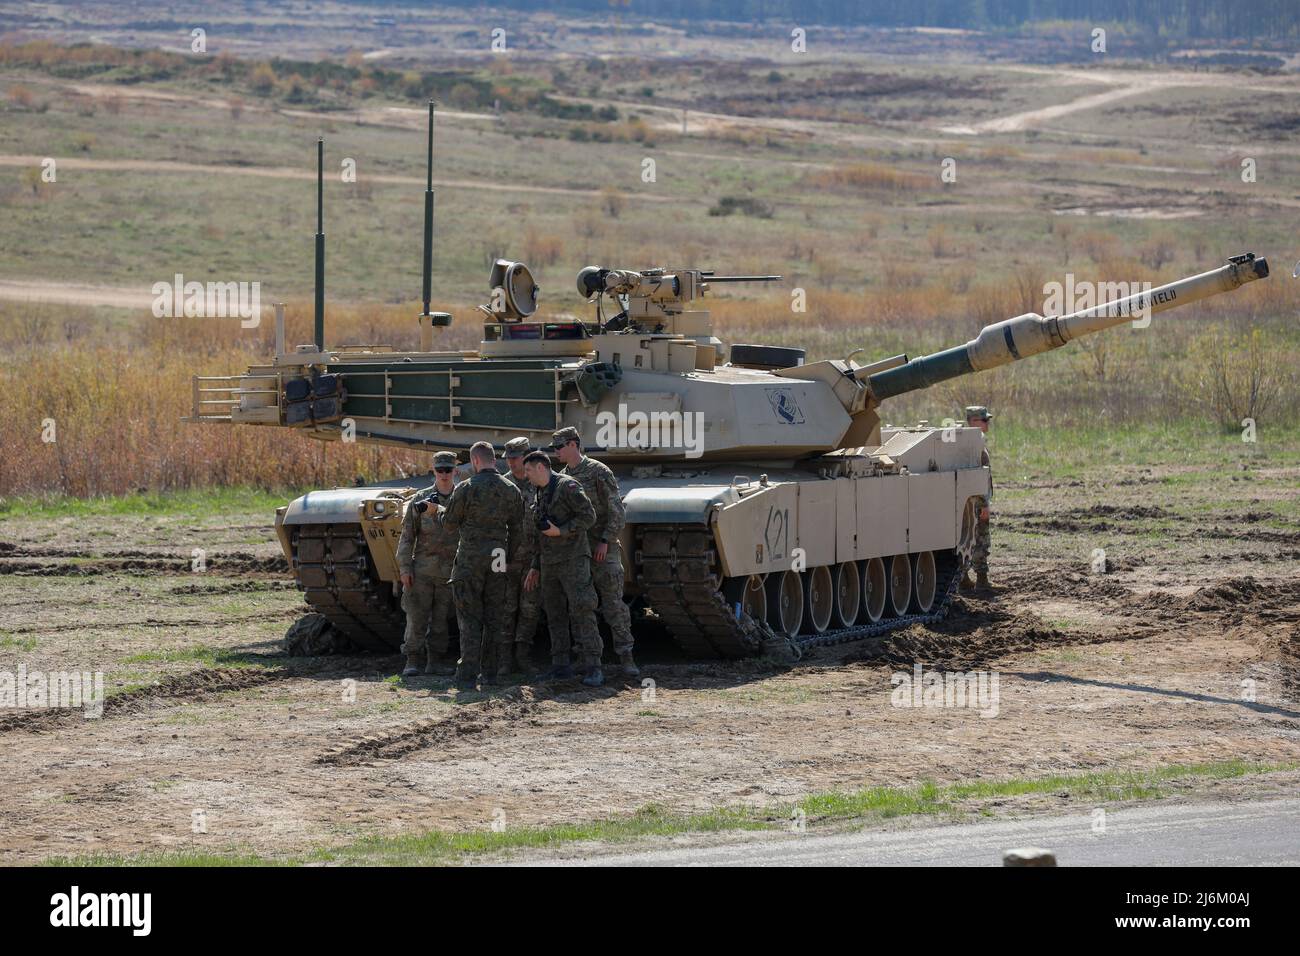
(7, 84, 35, 108)
(20, 166, 55, 200)
(523, 229, 563, 267)
(600, 186, 625, 219)
(1184, 327, 1288, 428)
(1078, 230, 1120, 265)
(966, 282, 1019, 329)
(807, 162, 929, 193)
(1140, 234, 1176, 271)
(926, 225, 952, 258)
(249, 62, 276, 94)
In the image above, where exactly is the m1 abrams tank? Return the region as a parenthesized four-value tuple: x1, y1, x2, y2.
(189, 106, 1271, 658)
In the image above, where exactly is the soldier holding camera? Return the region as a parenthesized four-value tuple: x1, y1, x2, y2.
(395, 450, 460, 677)
(551, 426, 638, 677)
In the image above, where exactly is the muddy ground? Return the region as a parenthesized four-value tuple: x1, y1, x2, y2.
(0, 459, 1297, 863)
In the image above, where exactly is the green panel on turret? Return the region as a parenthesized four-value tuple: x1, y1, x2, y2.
(331, 359, 561, 428)
(390, 397, 452, 422)
(389, 374, 451, 397)
(454, 399, 555, 429)
(342, 396, 386, 418)
(454, 367, 555, 400)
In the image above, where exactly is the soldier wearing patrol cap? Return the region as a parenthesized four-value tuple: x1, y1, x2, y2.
(551, 425, 638, 678)
(437, 441, 524, 690)
(498, 436, 540, 678)
(962, 406, 992, 590)
(395, 450, 460, 676)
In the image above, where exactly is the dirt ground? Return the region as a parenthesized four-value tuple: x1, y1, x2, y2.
(0, 459, 1297, 863)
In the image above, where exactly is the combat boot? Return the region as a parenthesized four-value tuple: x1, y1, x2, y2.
(425, 651, 454, 676)
(402, 652, 422, 677)
(960, 571, 975, 591)
(976, 571, 990, 589)
(618, 652, 640, 679)
(538, 663, 574, 682)
(581, 666, 605, 688)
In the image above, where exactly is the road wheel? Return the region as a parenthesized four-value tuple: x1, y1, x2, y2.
(765, 570, 804, 637)
(801, 565, 834, 634)
(860, 557, 887, 623)
(831, 561, 859, 629)
(912, 550, 937, 613)
(723, 574, 767, 623)
(888, 554, 912, 617)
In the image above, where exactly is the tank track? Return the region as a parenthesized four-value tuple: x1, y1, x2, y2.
(291, 522, 405, 651)
(635, 524, 967, 658)
(789, 560, 964, 652)
(636, 525, 763, 658)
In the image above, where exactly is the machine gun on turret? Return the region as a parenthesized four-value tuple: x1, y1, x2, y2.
(576, 266, 781, 334)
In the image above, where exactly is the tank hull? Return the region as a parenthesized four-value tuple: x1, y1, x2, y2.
(274, 426, 990, 658)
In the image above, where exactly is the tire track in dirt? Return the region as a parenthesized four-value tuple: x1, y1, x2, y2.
(0, 543, 289, 577)
(0, 608, 304, 635)
(0, 666, 288, 734)
(316, 696, 542, 766)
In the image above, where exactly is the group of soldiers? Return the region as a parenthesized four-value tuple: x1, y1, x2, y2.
(394, 426, 636, 691)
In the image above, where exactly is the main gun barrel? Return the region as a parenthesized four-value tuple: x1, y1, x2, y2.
(866, 253, 1269, 401)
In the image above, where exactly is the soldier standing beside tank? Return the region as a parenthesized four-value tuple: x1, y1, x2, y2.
(521, 450, 605, 687)
(962, 406, 992, 591)
(499, 437, 540, 679)
(551, 426, 639, 678)
(437, 441, 523, 690)
(395, 451, 460, 677)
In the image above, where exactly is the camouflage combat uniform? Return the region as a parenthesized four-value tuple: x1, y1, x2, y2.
(395, 484, 458, 671)
(504, 469, 542, 663)
(530, 472, 602, 670)
(438, 469, 523, 683)
(562, 453, 633, 658)
(972, 492, 992, 578)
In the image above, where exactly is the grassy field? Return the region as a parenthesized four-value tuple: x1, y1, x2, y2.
(1, 37, 1298, 499)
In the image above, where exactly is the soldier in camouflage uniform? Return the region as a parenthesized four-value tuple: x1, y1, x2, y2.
(522, 450, 605, 687)
(437, 441, 523, 689)
(552, 426, 638, 678)
(962, 406, 992, 590)
(498, 436, 540, 679)
(395, 451, 460, 677)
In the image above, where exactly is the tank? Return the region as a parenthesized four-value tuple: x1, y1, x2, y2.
(189, 109, 1271, 657)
